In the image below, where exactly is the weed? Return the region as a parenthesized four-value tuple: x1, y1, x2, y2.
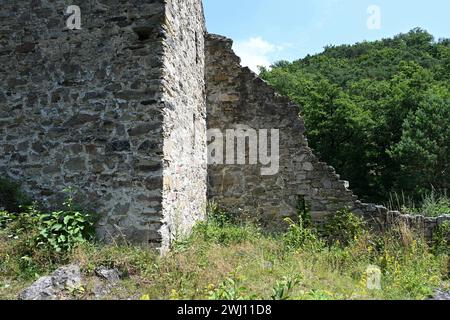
(271, 275, 302, 300)
(321, 209, 365, 246)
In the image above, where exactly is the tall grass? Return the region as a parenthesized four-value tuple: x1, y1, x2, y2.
(1, 205, 447, 300)
(387, 189, 450, 217)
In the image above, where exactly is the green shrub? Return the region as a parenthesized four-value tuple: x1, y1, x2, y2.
(208, 269, 256, 300)
(388, 190, 450, 217)
(283, 216, 323, 251)
(0, 194, 95, 281)
(37, 191, 95, 253)
(192, 220, 260, 246)
(432, 222, 449, 255)
(420, 192, 450, 217)
(37, 211, 94, 253)
(0, 177, 30, 213)
(321, 209, 365, 246)
(206, 202, 235, 227)
(271, 275, 302, 300)
(188, 203, 261, 246)
(1, 193, 95, 254)
(376, 237, 444, 299)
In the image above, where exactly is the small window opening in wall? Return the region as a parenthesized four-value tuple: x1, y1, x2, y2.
(297, 195, 311, 226)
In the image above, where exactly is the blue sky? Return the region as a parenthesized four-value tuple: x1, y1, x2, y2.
(204, 0, 450, 72)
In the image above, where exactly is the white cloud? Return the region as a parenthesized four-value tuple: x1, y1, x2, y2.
(233, 37, 283, 73)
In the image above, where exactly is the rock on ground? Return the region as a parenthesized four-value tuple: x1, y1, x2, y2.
(95, 267, 122, 284)
(430, 289, 450, 300)
(18, 265, 81, 300)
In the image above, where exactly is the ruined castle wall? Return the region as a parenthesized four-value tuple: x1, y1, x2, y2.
(0, 0, 206, 248)
(359, 204, 449, 240)
(205, 34, 450, 238)
(159, 0, 207, 250)
(205, 34, 361, 229)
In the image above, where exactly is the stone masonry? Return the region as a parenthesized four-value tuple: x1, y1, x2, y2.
(0, 0, 447, 249)
(206, 34, 359, 230)
(0, 0, 206, 251)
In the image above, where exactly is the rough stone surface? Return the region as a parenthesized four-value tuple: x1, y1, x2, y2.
(19, 264, 81, 300)
(95, 267, 122, 284)
(0, 0, 207, 250)
(158, 0, 207, 252)
(206, 34, 363, 230)
(430, 289, 450, 300)
(92, 267, 123, 298)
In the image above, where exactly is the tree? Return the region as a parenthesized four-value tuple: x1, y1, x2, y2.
(389, 86, 450, 197)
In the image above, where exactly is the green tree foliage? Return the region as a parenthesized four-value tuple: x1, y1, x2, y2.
(389, 87, 450, 196)
(260, 28, 449, 203)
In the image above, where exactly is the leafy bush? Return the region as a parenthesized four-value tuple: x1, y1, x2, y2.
(271, 275, 302, 300)
(321, 209, 365, 246)
(432, 222, 449, 255)
(188, 203, 261, 246)
(283, 216, 322, 251)
(207, 269, 256, 300)
(37, 210, 94, 253)
(420, 192, 450, 217)
(1, 192, 95, 253)
(388, 190, 450, 217)
(0, 195, 95, 283)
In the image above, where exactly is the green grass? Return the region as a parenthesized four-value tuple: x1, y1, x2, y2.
(387, 190, 450, 217)
(0, 206, 448, 300)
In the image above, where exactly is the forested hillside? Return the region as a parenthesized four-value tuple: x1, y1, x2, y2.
(260, 28, 450, 204)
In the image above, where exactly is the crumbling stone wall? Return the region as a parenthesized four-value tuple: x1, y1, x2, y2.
(205, 34, 449, 238)
(0, 0, 207, 249)
(206, 34, 360, 230)
(360, 205, 449, 240)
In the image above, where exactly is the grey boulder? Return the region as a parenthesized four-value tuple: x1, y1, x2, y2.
(19, 264, 82, 300)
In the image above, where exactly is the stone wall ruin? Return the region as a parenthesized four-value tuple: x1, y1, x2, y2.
(0, 0, 447, 249)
